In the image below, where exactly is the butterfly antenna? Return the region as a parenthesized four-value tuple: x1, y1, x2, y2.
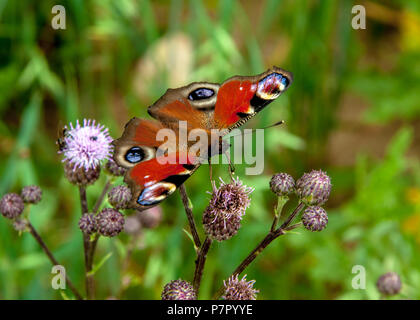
(228, 120, 285, 137)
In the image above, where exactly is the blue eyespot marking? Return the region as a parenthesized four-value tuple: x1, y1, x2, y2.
(281, 76, 289, 87)
(137, 193, 158, 206)
(125, 147, 144, 163)
(188, 88, 214, 101)
(137, 183, 176, 207)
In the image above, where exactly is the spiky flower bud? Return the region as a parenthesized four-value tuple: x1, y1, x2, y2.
(96, 208, 124, 237)
(78, 213, 97, 235)
(161, 279, 197, 300)
(301, 206, 328, 231)
(108, 186, 132, 209)
(377, 272, 402, 296)
(21, 185, 42, 204)
(124, 216, 142, 235)
(64, 161, 100, 186)
(223, 274, 259, 300)
(138, 206, 162, 229)
(296, 170, 331, 205)
(0, 193, 24, 219)
(105, 159, 126, 176)
(13, 218, 29, 232)
(270, 173, 295, 197)
(203, 177, 253, 241)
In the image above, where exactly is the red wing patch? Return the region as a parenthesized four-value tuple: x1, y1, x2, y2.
(214, 80, 256, 128)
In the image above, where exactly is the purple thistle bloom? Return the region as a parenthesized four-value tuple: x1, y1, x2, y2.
(59, 119, 113, 171)
(161, 280, 197, 300)
(223, 274, 259, 300)
(203, 177, 253, 241)
(207, 177, 254, 221)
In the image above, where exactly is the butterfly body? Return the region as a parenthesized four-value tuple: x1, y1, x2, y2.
(113, 67, 293, 210)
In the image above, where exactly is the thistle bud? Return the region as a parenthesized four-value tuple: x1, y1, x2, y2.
(223, 274, 259, 300)
(161, 279, 197, 300)
(64, 161, 100, 186)
(377, 272, 402, 296)
(301, 206, 328, 231)
(21, 185, 42, 204)
(137, 206, 162, 229)
(96, 208, 124, 237)
(0, 193, 24, 219)
(13, 218, 29, 232)
(108, 186, 132, 209)
(203, 177, 253, 241)
(78, 213, 97, 235)
(105, 159, 126, 177)
(296, 170, 331, 205)
(124, 215, 142, 235)
(269, 173, 295, 197)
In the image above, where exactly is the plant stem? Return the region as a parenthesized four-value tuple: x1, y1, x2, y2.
(27, 222, 83, 300)
(193, 237, 212, 295)
(212, 202, 305, 300)
(92, 180, 112, 214)
(280, 202, 305, 229)
(271, 196, 289, 232)
(179, 184, 201, 250)
(79, 186, 95, 300)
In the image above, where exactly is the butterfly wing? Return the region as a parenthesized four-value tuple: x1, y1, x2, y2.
(148, 82, 220, 131)
(113, 117, 200, 209)
(114, 66, 294, 210)
(214, 66, 293, 129)
(125, 152, 198, 209)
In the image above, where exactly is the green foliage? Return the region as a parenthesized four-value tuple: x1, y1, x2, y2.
(1, 0, 419, 299)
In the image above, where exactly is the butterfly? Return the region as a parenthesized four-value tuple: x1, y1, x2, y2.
(113, 66, 293, 210)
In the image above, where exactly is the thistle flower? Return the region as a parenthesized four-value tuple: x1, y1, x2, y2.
(161, 279, 197, 300)
(223, 274, 259, 300)
(64, 161, 101, 186)
(137, 206, 162, 229)
(203, 177, 253, 241)
(296, 170, 331, 205)
(59, 119, 113, 171)
(105, 159, 126, 176)
(108, 186, 132, 210)
(0, 193, 24, 219)
(78, 213, 97, 235)
(270, 173, 295, 197)
(377, 272, 402, 296)
(21, 185, 42, 204)
(301, 206, 328, 231)
(96, 208, 125, 237)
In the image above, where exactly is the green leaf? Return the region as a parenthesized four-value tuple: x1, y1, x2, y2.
(88, 252, 113, 276)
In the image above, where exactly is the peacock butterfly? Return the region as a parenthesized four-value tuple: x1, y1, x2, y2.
(113, 66, 293, 210)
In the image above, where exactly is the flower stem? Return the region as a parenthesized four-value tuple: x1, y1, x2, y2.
(27, 222, 83, 300)
(280, 202, 305, 229)
(193, 236, 212, 295)
(212, 201, 305, 300)
(79, 186, 95, 300)
(271, 196, 289, 232)
(179, 184, 201, 250)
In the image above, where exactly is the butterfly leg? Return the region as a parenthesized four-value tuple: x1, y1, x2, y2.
(208, 157, 213, 181)
(223, 150, 235, 181)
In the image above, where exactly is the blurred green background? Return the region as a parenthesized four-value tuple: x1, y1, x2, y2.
(1, 0, 420, 299)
